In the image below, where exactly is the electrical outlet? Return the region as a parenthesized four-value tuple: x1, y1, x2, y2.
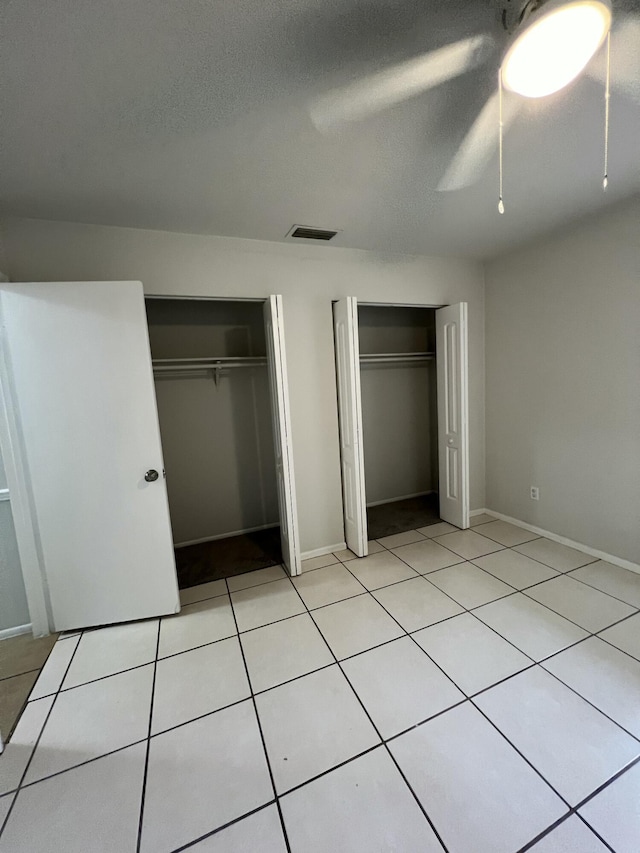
(530, 486, 540, 501)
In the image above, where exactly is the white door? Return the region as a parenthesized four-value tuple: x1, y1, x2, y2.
(436, 302, 470, 529)
(263, 295, 301, 576)
(333, 298, 367, 557)
(0, 281, 179, 632)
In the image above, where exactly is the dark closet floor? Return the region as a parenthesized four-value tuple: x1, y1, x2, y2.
(175, 527, 282, 589)
(367, 493, 441, 540)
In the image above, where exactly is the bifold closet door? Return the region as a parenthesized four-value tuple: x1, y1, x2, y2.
(0, 282, 179, 632)
(436, 302, 470, 529)
(264, 295, 301, 576)
(333, 297, 367, 557)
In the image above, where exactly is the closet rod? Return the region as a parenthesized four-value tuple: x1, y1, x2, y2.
(152, 365, 267, 373)
(359, 351, 435, 365)
(152, 356, 267, 373)
(152, 356, 266, 364)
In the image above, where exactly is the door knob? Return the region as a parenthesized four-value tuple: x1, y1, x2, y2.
(145, 469, 159, 482)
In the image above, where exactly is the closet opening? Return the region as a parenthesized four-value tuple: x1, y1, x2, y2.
(358, 305, 439, 539)
(334, 298, 469, 557)
(146, 296, 299, 592)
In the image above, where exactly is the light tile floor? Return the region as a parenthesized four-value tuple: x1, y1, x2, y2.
(1, 518, 640, 852)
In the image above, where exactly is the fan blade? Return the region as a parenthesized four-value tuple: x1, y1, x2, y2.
(586, 18, 640, 104)
(437, 89, 522, 192)
(309, 34, 493, 131)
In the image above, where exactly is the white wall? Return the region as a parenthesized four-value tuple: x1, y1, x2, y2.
(485, 196, 640, 565)
(2, 217, 486, 554)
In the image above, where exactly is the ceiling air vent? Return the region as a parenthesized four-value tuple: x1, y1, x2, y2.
(286, 225, 339, 241)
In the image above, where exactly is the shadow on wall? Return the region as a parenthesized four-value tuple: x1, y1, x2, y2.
(226, 326, 279, 534)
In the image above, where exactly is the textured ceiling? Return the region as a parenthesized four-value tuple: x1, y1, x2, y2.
(1, 0, 639, 258)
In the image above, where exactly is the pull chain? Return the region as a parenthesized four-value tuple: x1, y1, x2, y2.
(498, 69, 505, 214)
(603, 30, 611, 190)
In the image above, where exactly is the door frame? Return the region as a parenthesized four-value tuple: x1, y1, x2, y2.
(0, 327, 51, 637)
(145, 292, 302, 575)
(332, 298, 470, 549)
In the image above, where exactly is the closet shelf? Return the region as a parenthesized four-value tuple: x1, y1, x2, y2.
(359, 351, 435, 365)
(152, 356, 267, 372)
(152, 356, 268, 386)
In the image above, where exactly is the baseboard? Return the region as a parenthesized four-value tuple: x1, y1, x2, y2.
(174, 523, 279, 549)
(469, 508, 491, 517)
(482, 508, 640, 575)
(301, 542, 347, 560)
(0, 623, 32, 641)
(366, 491, 435, 508)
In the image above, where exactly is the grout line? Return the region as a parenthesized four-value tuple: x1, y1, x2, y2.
(176, 564, 287, 608)
(516, 755, 640, 853)
(177, 591, 229, 606)
(521, 595, 640, 645)
(538, 664, 640, 746)
(519, 579, 638, 624)
(169, 799, 279, 852)
(595, 618, 640, 665)
(336, 562, 577, 811)
(0, 666, 48, 683)
(0, 629, 83, 839)
(13, 585, 595, 801)
(563, 568, 640, 607)
(285, 570, 451, 853)
(465, 605, 640, 746)
(470, 696, 573, 808)
(4, 536, 638, 849)
(32, 542, 638, 761)
(299, 558, 345, 574)
(574, 812, 618, 853)
(5, 630, 71, 717)
(504, 548, 600, 576)
(514, 812, 586, 853)
(462, 608, 540, 663)
(135, 618, 162, 852)
(572, 751, 640, 813)
(226, 578, 292, 853)
(276, 743, 383, 800)
(13, 737, 149, 792)
(464, 661, 538, 702)
(337, 549, 640, 844)
(380, 697, 470, 747)
(56, 659, 157, 695)
(304, 589, 369, 611)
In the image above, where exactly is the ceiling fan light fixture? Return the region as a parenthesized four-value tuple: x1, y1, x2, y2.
(501, 0, 612, 98)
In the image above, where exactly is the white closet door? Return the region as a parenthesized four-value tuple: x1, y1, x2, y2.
(263, 295, 301, 576)
(333, 298, 367, 557)
(0, 281, 179, 632)
(436, 302, 470, 529)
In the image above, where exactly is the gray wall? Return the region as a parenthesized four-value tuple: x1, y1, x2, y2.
(153, 373, 279, 545)
(2, 217, 486, 555)
(147, 299, 279, 544)
(0, 453, 30, 631)
(485, 195, 640, 565)
(361, 363, 437, 505)
(358, 306, 437, 505)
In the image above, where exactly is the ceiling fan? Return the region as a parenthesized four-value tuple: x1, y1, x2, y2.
(309, 0, 640, 194)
